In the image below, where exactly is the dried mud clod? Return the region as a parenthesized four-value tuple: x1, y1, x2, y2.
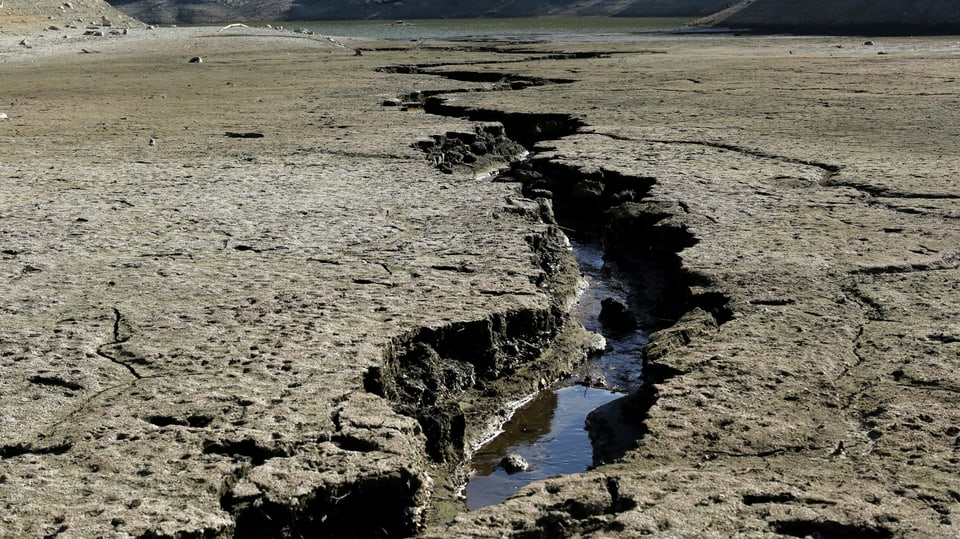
(416, 123, 524, 175)
(366, 306, 569, 464)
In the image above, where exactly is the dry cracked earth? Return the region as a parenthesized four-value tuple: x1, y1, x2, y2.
(1, 23, 959, 538)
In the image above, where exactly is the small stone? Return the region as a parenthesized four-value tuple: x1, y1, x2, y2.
(830, 441, 847, 458)
(470, 141, 488, 155)
(585, 331, 607, 355)
(230, 479, 262, 500)
(500, 453, 528, 474)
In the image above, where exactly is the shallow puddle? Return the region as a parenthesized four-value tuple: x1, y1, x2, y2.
(465, 385, 624, 510)
(465, 235, 648, 510)
(567, 238, 649, 391)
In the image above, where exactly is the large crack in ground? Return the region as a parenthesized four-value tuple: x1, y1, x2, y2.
(370, 47, 952, 537)
(358, 52, 736, 531)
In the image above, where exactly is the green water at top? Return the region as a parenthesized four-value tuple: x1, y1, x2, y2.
(289, 17, 691, 41)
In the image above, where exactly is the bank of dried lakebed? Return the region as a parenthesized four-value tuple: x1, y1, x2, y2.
(1, 26, 959, 538)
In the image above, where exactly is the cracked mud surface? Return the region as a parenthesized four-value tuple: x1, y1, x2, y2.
(2, 26, 959, 538)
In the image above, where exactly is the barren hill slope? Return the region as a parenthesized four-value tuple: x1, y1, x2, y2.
(693, 0, 960, 34)
(0, 0, 140, 34)
(106, 0, 729, 24)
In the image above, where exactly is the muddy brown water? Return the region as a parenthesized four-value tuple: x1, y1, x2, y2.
(465, 236, 649, 509)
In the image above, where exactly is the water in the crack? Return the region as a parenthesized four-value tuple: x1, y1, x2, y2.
(465, 235, 648, 510)
(568, 238, 649, 392)
(466, 386, 623, 510)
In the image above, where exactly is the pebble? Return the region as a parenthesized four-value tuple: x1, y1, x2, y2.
(500, 454, 528, 474)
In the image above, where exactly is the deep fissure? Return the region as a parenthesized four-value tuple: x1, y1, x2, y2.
(213, 57, 737, 536)
(216, 56, 733, 536)
(361, 60, 733, 529)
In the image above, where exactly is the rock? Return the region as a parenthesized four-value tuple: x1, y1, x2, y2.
(585, 331, 607, 355)
(470, 141, 488, 155)
(419, 123, 524, 174)
(598, 298, 637, 332)
(500, 453, 528, 474)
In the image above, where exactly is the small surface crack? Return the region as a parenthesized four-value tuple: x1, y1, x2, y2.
(0, 440, 73, 460)
(850, 252, 960, 275)
(825, 181, 960, 200)
(96, 308, 142, 379)
(703, 445, 807, 458)
(646, 138, 841, 180)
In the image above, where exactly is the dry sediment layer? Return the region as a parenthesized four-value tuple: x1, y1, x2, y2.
(1, 24, 959, 539)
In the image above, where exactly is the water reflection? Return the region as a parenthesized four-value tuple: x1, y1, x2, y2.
(465, 235, 648, 510)
(569, 239, 649, 392)
(466, 386, 623, 510)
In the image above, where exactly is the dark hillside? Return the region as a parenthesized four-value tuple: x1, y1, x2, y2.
(106, 0, 730, 24)
(691, 0, 960, 34)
